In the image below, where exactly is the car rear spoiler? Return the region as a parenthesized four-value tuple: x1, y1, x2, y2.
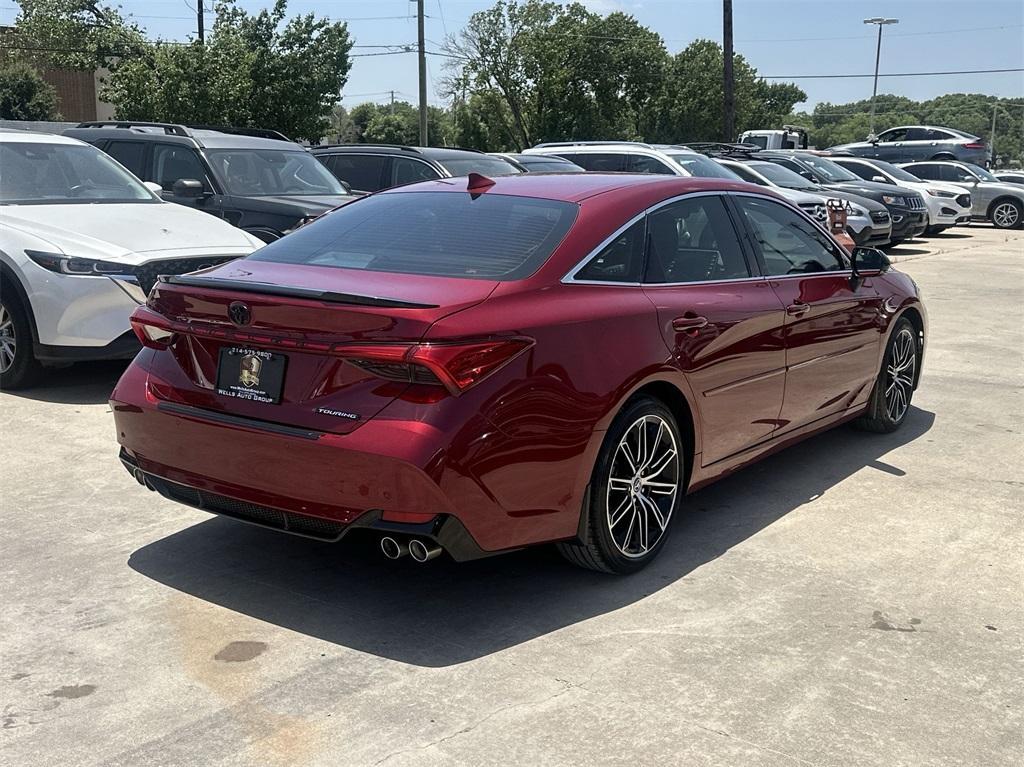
(156, 275, 439, 309)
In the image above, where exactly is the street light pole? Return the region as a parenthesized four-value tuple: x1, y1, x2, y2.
(863, 17, 898, 137)
(415, 0, 428, 146)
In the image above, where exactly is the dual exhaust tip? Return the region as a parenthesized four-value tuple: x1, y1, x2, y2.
(380, 536, 442, 563)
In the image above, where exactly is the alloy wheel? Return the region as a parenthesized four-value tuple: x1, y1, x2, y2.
(0, 302, 15, 374)
(606, 414, 680, 558)
(885, 328, 917, 422)
(992, 202, 1020, 229)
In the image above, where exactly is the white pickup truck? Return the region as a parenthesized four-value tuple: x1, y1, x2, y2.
(738, 126, 810, 150)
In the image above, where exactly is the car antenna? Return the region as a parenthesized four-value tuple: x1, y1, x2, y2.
(467, 173, 495, 195)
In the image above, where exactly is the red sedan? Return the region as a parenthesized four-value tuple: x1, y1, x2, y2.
(113, 173, 926, 573)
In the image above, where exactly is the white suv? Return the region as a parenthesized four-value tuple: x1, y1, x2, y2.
(0, 131, 263, 388)
(522, 142, 740, 179)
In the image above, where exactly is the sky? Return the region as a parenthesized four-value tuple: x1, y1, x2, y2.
(3, 0, 1022, 111)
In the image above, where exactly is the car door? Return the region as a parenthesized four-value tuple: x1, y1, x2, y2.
(938, 164, 988, 215)
(901, 128, 936, 162)
(640, 194, 787, 465)
(151, 142, 217, 213)
(874, 128, 908, 161)
(733, 196, 883, 435)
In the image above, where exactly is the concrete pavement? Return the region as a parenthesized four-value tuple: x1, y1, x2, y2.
(2, 226, 1022, 766)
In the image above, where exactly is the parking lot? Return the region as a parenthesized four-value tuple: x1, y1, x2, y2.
(2, 225, 1021, 766)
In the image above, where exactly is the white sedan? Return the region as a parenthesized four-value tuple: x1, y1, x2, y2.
(0, 130, 263, 389)
(830, 156, 972, 234)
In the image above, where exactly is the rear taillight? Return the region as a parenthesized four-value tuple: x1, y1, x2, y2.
(129, 307, 176, 350)
(961, 142, 986, 149)
(334, 339, 533, 395)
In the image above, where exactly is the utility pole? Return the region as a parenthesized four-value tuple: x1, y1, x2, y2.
(390, 90, 395, 115)
(990, 103, 998, 165)
(197, 0, 205, 44)
(863, 17, 898, 137)
(415, 0, 428, 146)
(722, 0, 734, 142)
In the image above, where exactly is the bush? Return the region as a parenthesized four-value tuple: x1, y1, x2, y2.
(0, 61, 60, 121)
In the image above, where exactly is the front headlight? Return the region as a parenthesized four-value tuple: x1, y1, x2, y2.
(926, 188, 955, 198)
(881, 195, 906, 206)
(27, 250, 130, 276)
(844, 202, 867, 217)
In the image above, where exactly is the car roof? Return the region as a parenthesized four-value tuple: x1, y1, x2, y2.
(311, 144, 487, 160)
(62, 125, 305, 151)
(376, 172, 770, 204)
(0, 129, 84, 146)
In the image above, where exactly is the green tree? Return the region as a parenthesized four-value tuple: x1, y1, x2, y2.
(11, 0, 147, 70)
(0, 61, 60, 120)
(101, 0, 352, 142)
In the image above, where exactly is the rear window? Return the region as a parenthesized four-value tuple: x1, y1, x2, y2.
(249, 191, 578, 280)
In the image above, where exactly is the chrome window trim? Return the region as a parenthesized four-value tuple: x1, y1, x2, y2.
(562, 189, 849, 286)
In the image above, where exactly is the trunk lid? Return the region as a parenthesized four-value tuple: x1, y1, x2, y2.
(143, 260, 498, 434)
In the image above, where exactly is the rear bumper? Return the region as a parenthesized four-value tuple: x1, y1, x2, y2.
(110, 358, 583, 557)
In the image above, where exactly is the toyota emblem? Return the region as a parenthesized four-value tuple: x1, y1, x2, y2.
(228, 301, 251, 326)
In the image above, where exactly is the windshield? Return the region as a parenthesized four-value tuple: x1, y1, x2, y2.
(206, 149, 346, 196)
(865, 160, 922, 183)
(250, 191, 578, 281)
(0, 141, 157, 205)
(965, 163, 997, 182)
(749, 161, 816, 190)
(795, 155, 860, 182)
(668, 154, 740, 179)
(438, 155, 522, 178)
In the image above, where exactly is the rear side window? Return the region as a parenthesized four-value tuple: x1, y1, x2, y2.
(575, 219, 646, 282)
(105, 141, 146, 177)
(250, 192, 577, 281)
(645, 196, 750, 283)
(906, 164, 939, 180)
(323, 154, 387, 192)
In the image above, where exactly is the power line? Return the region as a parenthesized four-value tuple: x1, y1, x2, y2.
(762, 68, 1024, 80)
(738, 23, 1023, 43)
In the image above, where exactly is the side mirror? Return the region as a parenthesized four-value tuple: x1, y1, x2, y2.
(850, 246, 890, 288)
(871, 175, 891, 184)
(172, 178, 205, 199)
(866, 134, 879, 144)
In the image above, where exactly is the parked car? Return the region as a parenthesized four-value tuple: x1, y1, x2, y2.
(0, 130, 263, 389)
(490, 152, 585, 173)
(828, 126, 990, 166)
(114, 173, 926, 573)
(736, 125, 809, 150)
(756, 151, 928, 245)
(899, 160, 1024, 229)
(63, 121, 354, 243)
(311, 144, 523, 193)
(830, 156, 971, 234)
(992, 170, 1024, 185)
(523, 141, 740, 178)
(714, 157, 892, 247)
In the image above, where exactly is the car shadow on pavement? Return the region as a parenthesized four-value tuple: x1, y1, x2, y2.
(2, 360, 128, 405)
(128, 406, 935, 668)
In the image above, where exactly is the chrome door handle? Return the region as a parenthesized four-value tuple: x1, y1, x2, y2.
(786, 302, 810, 316)
(672, 315, 708, 331)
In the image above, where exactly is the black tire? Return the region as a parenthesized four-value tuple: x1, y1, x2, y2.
(855, 317, 918, 433)
(989, 198, 1023, 230)
(0, 289, 42, 390)
(557, 396, 685, 574)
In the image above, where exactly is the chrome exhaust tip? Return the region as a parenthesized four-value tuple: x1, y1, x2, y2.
(132, 467, 147, 486)
(408, 539, 442, 563)
(380, 536, 408, 560)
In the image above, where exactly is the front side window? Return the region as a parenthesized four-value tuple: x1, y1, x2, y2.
(152, 144, 210, 191)
(749, 161, 816, 190)
(736, 196, 845, 276)
(323, 153, 387, 192)
(795, 155, 860, 183)
(392, 157, 440, 186)
(206, 149, 346, 196)
(905, 164, 940, 180)
(839, 161, 879, 182)
(879, 128, 908, 142)
(250, 191, 577, 281)
(627, 154, 675, 175)
(575, 219, 646, 282)
(725, 163, 767, 185)
(560, 153, 627, 172)
(0, 142, 156, 204)
(964, 163, 997, 182)
(667, 153, 741, 179)
(645, 195, 750, 283)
